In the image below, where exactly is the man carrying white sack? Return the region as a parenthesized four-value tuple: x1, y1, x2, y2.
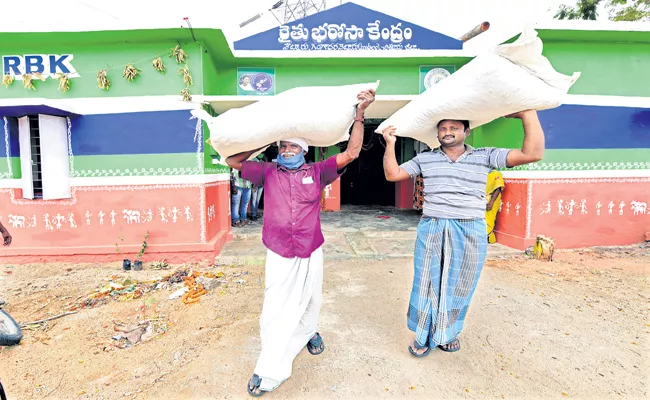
(226, 89, 375, 396)
(381, 110, 544, 356)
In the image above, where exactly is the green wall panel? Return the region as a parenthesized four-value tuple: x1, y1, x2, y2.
(0, 43, 203, 99)
(216, 61, 470, 96)
(201, 46, 221, 95)
(508, 149, 650, 171)
(543, 42, 650, 97)
(0, 157, 20, 179)
(71, 153, 201, 177)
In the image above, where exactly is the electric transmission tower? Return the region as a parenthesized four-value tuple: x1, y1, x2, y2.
(239, 0, 331, 28)
(271, 0, 327, 24)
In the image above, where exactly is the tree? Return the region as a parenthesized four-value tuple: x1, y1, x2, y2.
(555, 0, 602, 20)
(554, 0, 650, 21)
(609, 0, 650, 21)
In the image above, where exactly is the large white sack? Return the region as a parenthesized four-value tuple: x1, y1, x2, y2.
(192, 81, 380, 160)
(375, 29, 580, 149)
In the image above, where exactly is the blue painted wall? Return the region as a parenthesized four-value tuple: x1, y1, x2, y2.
(234, 2, 463, 51)
(538, 105, 650, 149)
(71, 110, 200, 156)
(2, 117, 20, 158)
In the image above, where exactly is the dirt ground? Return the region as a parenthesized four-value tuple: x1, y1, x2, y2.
(0, 246, 648, 400)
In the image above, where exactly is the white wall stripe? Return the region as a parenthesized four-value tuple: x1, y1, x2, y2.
(0, 96, 202, 116)
(2, 117, 12, 179)
(502, 170, 650, 179)
(563, 94, 650, 108)
(2, 94, 649, 117)
(0, 174, 230, 189)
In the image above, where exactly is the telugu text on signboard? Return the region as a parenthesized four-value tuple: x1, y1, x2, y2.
(279, 21, 417, 51)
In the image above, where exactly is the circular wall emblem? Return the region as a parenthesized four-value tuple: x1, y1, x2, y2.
(424, 68, 451, 90)
(253, 73, 273, 93)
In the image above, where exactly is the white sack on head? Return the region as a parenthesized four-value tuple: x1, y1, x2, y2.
(192, 81, 380, 160)
(375, 29, 580, 149)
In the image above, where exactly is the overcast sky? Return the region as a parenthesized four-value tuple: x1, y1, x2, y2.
(1, 0, 611, 50)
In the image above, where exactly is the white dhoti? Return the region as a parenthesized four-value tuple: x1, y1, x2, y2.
(254, 246, 324, 392)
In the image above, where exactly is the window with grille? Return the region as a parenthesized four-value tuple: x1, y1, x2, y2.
(28, 115, 44, 199)
(18, 114, 71, 200)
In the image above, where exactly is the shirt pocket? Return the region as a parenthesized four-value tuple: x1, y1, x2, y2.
(295, 173, 321, 204)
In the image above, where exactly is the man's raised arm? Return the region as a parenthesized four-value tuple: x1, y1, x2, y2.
(226, 146, 268, 171)
(382, 126, 413, 182)
(505, 110, 545, 168)
(336, 89, 376, 169)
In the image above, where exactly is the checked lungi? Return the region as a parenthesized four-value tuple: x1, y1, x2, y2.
(407, 217, 487, 347)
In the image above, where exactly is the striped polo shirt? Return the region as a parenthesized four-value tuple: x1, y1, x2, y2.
(400, 145, 511, 220)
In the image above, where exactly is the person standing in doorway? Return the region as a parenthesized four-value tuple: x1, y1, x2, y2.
(485, 169, 505, 244)
(231, 167, 252, 227)
(249, 153, 267, 222)
(226, 89, 375, 397)
(381, 110, 544, 356)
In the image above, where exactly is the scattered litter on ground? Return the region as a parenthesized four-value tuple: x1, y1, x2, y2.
(181, 272, 207, 304)
(63, 268, 238, 311)
(111, 317, 169, 349)
(150, 260, 170, 270)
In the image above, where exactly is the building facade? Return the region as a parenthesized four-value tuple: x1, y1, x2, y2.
(1, 3, 648, 263)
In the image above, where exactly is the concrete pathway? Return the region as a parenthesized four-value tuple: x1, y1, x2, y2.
(217, 206, 521, 266)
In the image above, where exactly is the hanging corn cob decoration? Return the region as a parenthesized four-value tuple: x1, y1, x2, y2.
(97, 69, 111, 90)
(32, 72, 47, 82)
(2, 74, 14, 88)
(179, 65, 193, 87)
(23, 74, 35, 90)
(56, 73, 71, 93)
(180, 88, 192, 102)
(123, 64, 141, 82)
(153, 56, 166, 73)
(169, 45, 186, 64)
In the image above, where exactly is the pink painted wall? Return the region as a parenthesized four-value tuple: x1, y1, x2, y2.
(496, 178, 650, 250)
(0, 181, 231, 263)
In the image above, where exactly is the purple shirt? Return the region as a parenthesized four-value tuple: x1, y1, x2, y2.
(241, 155, 342, 258)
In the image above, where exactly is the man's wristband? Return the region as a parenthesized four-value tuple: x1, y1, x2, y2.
(354, 115, 364, 123)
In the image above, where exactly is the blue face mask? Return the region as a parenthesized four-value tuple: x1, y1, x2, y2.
(277, 152, 305, 170)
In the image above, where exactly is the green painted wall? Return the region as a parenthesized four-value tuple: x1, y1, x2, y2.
(0, 157, 20, 179)
(201, 45, 221, 95)
(542, 41, 650, 97)
(0, 42, 202, 98)
(214, 60, 470, 96)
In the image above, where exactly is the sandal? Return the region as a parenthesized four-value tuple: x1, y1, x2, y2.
(307, 333, 325, 355)
(438, 338, 461, 353)
(408, 340, 431, 358)
(247, 374, 264, 397)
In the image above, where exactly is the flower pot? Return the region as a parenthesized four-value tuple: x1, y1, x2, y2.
(122, 259, 132, 271)
(133, 260, 143, 271)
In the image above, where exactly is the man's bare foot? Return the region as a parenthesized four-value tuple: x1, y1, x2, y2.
(439, 338, 460, 352)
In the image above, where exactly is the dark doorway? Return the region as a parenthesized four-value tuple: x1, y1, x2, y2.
(340, 122, 397, 206)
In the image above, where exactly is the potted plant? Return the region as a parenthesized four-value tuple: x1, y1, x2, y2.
(116, 236, 130, 270)
(133, 231, 150, 271)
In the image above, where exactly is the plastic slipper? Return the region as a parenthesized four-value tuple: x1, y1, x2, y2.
(408, 341, 431, 358)
(307, 333, 325, 355)
(247, 374, 264, 397)
(438, 338, 461, 353)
